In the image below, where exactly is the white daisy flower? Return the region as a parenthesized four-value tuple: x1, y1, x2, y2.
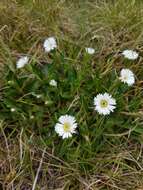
(119, 68, 135, 86)
(43, 37, 57, 52)
(16, 56, 29, 69)
(49, 79, 57, 87)
(11, 108, 16, 112)
(36, 94, 42, 99)
(30, 115, 34, 119)
(94, 93, 116, 115)
(45, 101, 49, 105)
(8, 80, 14, 85)
(122, 50, 139, 60)
(85, 47, 95, 55)
(55, 115, 78, 139)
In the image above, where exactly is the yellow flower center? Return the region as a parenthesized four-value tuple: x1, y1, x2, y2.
(123, 75, 128, 80)
(63, 122, 71, 132)
(100, 99, 108, 108)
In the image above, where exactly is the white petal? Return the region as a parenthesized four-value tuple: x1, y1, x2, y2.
(55, 123, 64, 136)
(59, 115, 68, 124)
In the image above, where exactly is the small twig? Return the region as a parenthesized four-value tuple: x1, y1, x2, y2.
(120, 111, 143, 117)
(67, 95, 79, 112)
(32, 148, 46, 190)
(19, 128, 23, 162)
(104, 126, 137, 137)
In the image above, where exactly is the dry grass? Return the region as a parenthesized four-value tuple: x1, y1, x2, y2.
(1, 130, 143, 189)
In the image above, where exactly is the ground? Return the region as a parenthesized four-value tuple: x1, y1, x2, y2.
(0, 0, 143, 189)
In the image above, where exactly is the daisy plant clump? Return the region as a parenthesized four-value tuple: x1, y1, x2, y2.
(119, 68, 135, 86)
(43, 37, 57, 52)
(16, 56, 29, 69)
(94, 93, 116, 115)
(55, 115, 78, 139)
(122, 50, 139, 60)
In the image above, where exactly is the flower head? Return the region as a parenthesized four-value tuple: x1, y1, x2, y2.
(11, 108, 16, 112)
(45, 101, 49, 105)
(94, 93, 116, 115)
(119, 68, 135, 86)
(8, 80, 14, 85)
(122, 50, 138, 60)
(16, 56, 29, 69)
(49, 79, 57, 87)
(30, 115, 34, 119)
(43, 37, 57, 52)
(55, 115, 78, 139)
(85, 47, 95, 55)
(36, 94, 42, 99)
